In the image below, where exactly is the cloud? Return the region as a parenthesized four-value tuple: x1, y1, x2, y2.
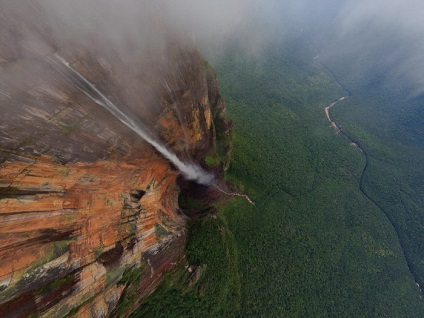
(286, 0, 424, 95)
(3, 1, 424, 95)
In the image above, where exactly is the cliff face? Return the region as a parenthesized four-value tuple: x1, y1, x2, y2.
(0, 17, 228, 316)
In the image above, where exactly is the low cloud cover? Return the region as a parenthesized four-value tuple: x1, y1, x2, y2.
(2, 0, 424, 95)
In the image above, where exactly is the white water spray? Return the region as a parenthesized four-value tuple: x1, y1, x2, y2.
(50, 54, 215, 185)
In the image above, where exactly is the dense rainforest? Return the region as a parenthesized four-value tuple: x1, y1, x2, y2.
(133, 38, 424, 317)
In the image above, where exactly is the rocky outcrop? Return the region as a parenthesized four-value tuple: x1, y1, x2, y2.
(0, 6, 229, 315)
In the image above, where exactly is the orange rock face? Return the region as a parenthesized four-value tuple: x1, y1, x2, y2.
(0, 20, 228, 316)
(0, 150, 187, 317)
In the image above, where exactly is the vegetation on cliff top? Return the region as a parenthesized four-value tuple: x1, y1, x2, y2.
(130, 213, 240, 318)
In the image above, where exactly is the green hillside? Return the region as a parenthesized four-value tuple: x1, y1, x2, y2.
(216, 41, 424, 317)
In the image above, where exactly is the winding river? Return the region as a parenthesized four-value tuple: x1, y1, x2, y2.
(324, 94, 423, 295)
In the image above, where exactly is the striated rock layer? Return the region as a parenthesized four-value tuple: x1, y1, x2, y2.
(0, 8, 229, 315)
(0, 155, 185, 317)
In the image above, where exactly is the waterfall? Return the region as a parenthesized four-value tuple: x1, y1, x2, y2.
(49, 54, 215, 185)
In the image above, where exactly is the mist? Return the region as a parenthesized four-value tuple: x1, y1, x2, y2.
(247, 0, 424, 96)
(167, 0, 424, 96)
(298, 0, 424, 96)
(2, 0, 424, 90)
(1, 0, 424, 179)
(3, 0, 424, 92)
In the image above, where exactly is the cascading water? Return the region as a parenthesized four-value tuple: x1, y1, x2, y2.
(48, 54, 215, 185)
